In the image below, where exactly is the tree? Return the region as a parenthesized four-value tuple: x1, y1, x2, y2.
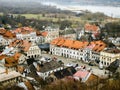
(60, 20, 72, 30)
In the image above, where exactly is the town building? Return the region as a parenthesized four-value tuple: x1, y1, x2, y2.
(100, 48, 120, 67)
(36, 60, 64, 79)
(0, 39, 41, 70)
(43, 26, 59, 43)
(12, 27, 44, 44)
(78, 23, 100, 40)
(59, 28, 76, 40)
(0, 68, 22, 87)
(50, 38, 106, 62)
(108, 37, 120, 47)
(0, 28, 16, 46)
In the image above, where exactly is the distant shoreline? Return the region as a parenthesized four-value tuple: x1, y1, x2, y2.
(42, 2, 120, 18)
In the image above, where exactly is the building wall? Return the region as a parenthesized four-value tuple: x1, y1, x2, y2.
(16, 32, 44, 44)
(100, 51, 120, 67)
(37, 67, 63, 80)
(45, 31, 59, 43)
(0, 76, 21, 87)
(61, 34, 76, 40)
(44, 27, 59, 43)
(27, 42, 41, 58)
(50, 45, 94, 62)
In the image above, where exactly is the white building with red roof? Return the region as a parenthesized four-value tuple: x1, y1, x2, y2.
(50, 38, 107, 62)
(12, 27, 44, 44)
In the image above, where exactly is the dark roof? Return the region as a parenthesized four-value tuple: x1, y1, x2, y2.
(39, 60, 63, 73)
(38, 43, 50, 51)
(104, 48, 120, 54)
(27, 64, 39, 77)
(54, 66, 76, 79)
(107, 59, 120, 73)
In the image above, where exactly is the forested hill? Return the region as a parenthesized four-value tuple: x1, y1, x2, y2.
(0, 0, 73, 14)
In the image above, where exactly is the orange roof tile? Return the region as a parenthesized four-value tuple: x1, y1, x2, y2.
(51, 38, 60, 45)
(0, 55, 6, 60)
(9, 39, 31, 52)
(57, 38, 65, 46)
(3, 31, 16, 38)
(12, 27, 35, 34)
(50, 38, 105, 51)
(22, 40, 31, 52)
(62, 39, 73, 48)
(41, 31, 48, 37)
(51, 38, 89, 49)
(85, 23, 99, 32)
(5, 56, 18, 66)
(0, 29, 16, 38)
(72, 41, 84, 49)
(92, 41, 106, 52)
(0, 29, 6, 35)
(14, 52, 21, 60)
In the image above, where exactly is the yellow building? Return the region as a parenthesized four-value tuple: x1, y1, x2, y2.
(100, 49, 120, 67)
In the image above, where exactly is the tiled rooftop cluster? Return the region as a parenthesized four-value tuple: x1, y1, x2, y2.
(0, 28, 16, 39)
(51, 37, 106, 52)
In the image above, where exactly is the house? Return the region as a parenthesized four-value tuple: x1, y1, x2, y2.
(0, 39, 41, 70)
(8, 39, 41, 60)
(27, 42, 41, 59)
(53, 66, 76, 79)
(42, 26, 59, 43)
(12, 27, 44, 44)
(88, 41, 106, 62)
(77, 23, 100, 40)
(59, 28, 76, 40)
(36, 60, 64, 79)
(100, 48, 120, 67)
(84, 23, 100, 35)
(107, 59, 120, 73)
(73, 70, 92, 82)
(0, 29, 16, 46)
(108, 37, 120, 47)
(0, 68, 22, 87)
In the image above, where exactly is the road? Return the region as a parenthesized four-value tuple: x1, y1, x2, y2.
(42, 53, 108, 78)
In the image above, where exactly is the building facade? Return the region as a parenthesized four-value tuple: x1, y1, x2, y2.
(50, 38, 106, 62)
(100, 49, 120, 67)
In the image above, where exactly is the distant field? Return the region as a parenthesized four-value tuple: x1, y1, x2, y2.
(1, 13, 114, 25)
(14, 14, 42, 19)
(14, 13, 83, 22)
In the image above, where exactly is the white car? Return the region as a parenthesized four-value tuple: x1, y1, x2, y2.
(66, 63, 73, 67)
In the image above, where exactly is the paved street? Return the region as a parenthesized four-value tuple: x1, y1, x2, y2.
(42, 53, 108, 78)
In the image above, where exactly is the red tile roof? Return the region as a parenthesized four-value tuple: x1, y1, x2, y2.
(73, 70, 89, 78)
(9, 39, 31, 52)
(12, 27, 35, 34)
(0, 55, 6, 60)
(0, 29, 16, 39)
(51, 38, 106, 51)
(51, 38, 89, 49)
(92, 41, 106, 52)
(85, 23, 99, 32)
(41, 31, 48, 37)
(62, 39, 73, 48)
